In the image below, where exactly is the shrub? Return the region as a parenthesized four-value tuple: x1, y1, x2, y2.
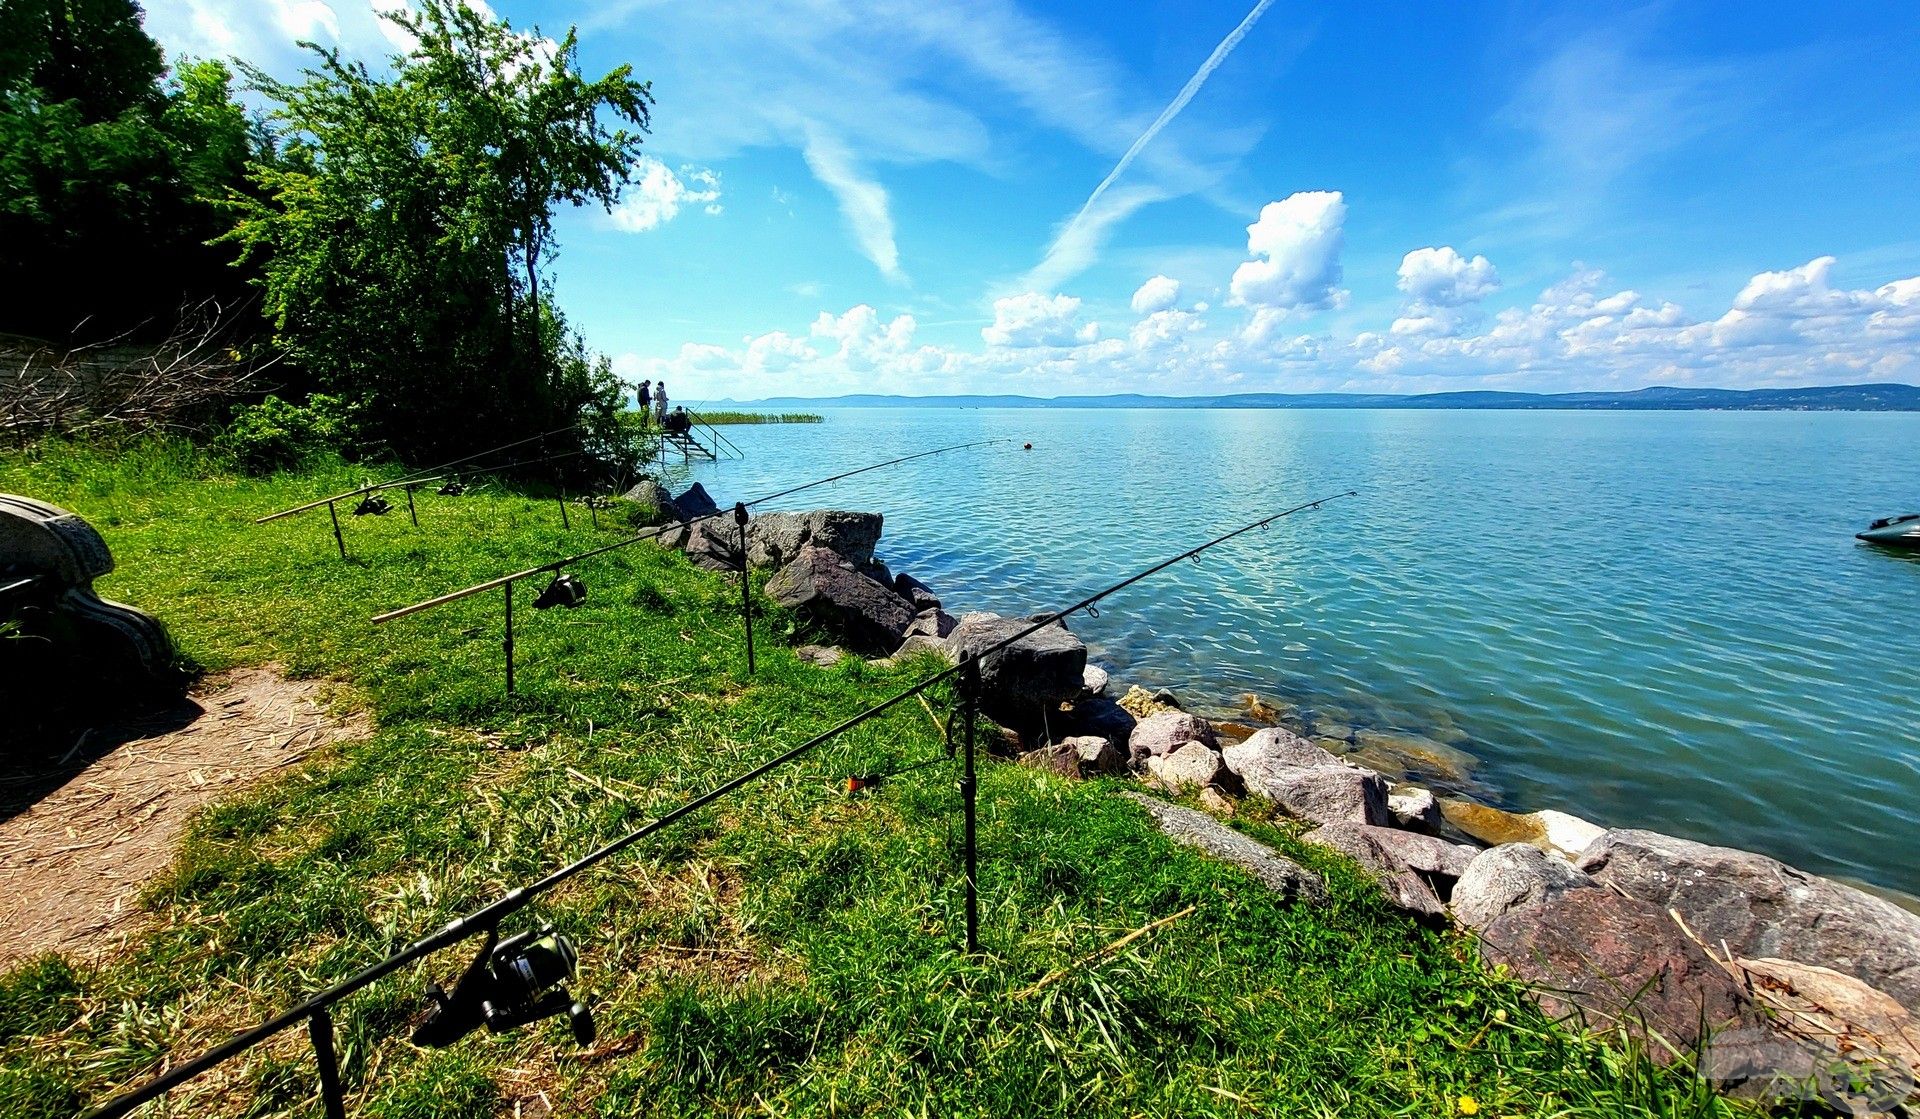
(215, 393, 362, 473)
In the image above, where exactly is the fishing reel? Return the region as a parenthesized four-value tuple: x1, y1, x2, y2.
(413, 925, 595, 1048)
(533, 572, 587, 610)
(437, 479, 468, 496)
(353, 494, 392, 516)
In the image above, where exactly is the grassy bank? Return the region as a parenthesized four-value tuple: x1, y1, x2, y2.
(0, 440, 1754, 1118)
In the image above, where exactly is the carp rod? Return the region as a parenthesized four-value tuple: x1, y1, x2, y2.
(255, 422, 592, 525)
(371, 438, 1015, 687)
(84, 486, 1356, 1119)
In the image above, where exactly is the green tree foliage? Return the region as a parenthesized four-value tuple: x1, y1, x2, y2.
(227, 0, 654, 464)
(0, 0, 261, 340)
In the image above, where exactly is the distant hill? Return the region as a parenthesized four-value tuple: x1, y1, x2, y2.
(716, 383, 1920, 412)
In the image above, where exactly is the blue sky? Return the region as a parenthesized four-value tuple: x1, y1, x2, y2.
(149, 1, 1920, 399)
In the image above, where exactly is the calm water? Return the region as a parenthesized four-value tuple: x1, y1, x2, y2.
(686, 408, 1920, 894)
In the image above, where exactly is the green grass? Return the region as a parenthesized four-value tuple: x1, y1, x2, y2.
(0, 438, 1768, 1118)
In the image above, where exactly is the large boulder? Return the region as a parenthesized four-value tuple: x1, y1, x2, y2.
(1303, 822, 1476, 918)
(621, 478, 679, 525)
(1059, 695, 1137, 753)
(1388, 787, 1442, 833)
(905, 608, 955, 640)
(1117, 685, 1177, 719)
(1349, 729, 1478, 785)
(893, 572, 940, 612)
(888, 633, 957, 664)
(673, 482, 719, 519)
(1451, 843, 1595, 932)
(1255, 766, 1389, 827)
(1222, 729, 1387, 827)
(1128, 710, 1217, 767)
(1146, 741, 1230, 793)
(1480, 887, 1761, 1060)
(1221, 727, 1340, 782)
(1020, 736, 1126, 779)
(1725, 958, 1920, 1104)
(765, 544, 914, 652)
(1579, 829, 1920, 1013)
(677, 518, 743, 572)
(1123, 792, 1327, 906)
(746, 510, 884, 569)
(1440, 799, 1604, 860)
(944, 612, 1087, 711)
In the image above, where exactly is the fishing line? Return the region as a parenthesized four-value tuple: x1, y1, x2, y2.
(89, 487, 1357, 1119)
(370, 437, 1015, 624)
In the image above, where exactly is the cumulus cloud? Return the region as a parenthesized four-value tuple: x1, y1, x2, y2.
(1229, 191, 1348, 314)
(620, 241, 1919, 401)
(1130, 309, 1205, 351)
(1391, 246, 1500, 336)
(609, 157, 723, 232)
(1398, 247, 1499, 306)
(811, 304, 917, 370)
(982, 293, 1099, 348)
(1130, 275, 1181, 315)
(742, 330, 814, 373)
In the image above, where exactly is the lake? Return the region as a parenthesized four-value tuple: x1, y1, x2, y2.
(685, 407, 1920, 896)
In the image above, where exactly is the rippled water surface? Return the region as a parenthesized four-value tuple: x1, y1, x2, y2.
(687, 408, 1920, 893)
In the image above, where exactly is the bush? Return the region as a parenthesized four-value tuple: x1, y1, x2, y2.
(215, 393, 362, 474)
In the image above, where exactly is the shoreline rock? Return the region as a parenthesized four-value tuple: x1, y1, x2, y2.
(721, 485, 1920, 1095)
(1580, 829, 1920, 1014)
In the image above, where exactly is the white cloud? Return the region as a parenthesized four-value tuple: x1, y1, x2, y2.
(627, 251, 1920, 402)
(1019, 183, 1171, 296)
(811, 305, 917, 370)
(1229, 191, 1348, 314)
(742, 330, 815, 373)
(982, 293, 1098, 348)
(578, 0, 1254, 287)
(1391, 246, 1500, 336)
(1032, 0, 1280, 286)
(1130, 308, 1205, 351)
(608, 157, 723, 233)
(1130, 275, 1182, 315)
(1397, 247, 1500, 306)
(801, 130, 904, 283)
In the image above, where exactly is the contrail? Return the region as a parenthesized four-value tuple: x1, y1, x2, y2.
(1058, 0, 1277, 240)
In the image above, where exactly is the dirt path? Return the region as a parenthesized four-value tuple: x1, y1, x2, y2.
(0, 667, 367, 970)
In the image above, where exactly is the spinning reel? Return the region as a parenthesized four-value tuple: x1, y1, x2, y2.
(353, 494, 393, 517)
(533, 572, 587, 610)
(414, 925, 595, 1048)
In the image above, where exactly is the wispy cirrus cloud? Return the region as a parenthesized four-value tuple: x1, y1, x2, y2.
(799, 128, 904, 283)
(1023, 0, 1281, 291)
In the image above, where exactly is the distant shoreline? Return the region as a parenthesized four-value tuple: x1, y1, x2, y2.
(716, 382, 1920, 413)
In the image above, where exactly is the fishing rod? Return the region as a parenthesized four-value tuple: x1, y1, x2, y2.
(254, 421, 645, 559)
(83, 486, 1355, 1119)
(255, 423, 589, 524)
(372, 438, 1014, 688)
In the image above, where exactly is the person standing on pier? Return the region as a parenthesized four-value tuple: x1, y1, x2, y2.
(653, 381, 668, 425)
(636, 379, 652, 426)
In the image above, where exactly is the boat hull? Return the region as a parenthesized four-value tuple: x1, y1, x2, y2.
(1858, 514, 1920, 548)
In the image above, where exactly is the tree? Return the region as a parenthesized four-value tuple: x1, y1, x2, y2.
(0, 0, 164, 125)
(0, 0, 261, 340)
(227, 0, 653, 462)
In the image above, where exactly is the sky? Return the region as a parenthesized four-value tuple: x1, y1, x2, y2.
(146, 1, 1920, 400)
